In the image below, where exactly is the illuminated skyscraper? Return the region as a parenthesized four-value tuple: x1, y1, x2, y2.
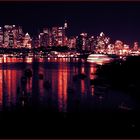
(51, 27, 58, 46)
(4, 25, 11, 48)
(57, 26, 67, 46)
(80, 33, 88, 50)
(23, 33, 32, 48)
(64, 20, 68, 29)
(12, 25, 19, 48)
(76, 35, 83, 51)
(39, 32, 49, 48)
(87, 36, 95, 52)
(3, 25, 24, 48)
(33, 37, 40, 48)
(76, 33, 88, 51)
(9, 30, 14, 48)
(17, 26, 24, 48)
(39, 21, 68, 47)
(133, 42, 139, 51)
(68, 36, 76, 49)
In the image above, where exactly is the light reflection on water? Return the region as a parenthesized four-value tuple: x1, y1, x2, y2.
(0, 57, 139, 112)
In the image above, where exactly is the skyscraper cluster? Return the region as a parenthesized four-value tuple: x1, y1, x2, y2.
(0, 21, 139, 55)
(37, 21, 68, 48)
(0, 25, 32, 48)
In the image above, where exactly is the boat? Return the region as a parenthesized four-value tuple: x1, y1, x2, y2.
(87, 54, 113, 65)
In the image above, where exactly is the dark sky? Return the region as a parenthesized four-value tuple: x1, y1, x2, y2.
(0, 1, 140, 45)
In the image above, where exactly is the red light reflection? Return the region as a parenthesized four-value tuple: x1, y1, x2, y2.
(58, 64, 67, 112)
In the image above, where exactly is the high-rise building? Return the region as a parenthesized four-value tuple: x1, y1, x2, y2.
(57, 27, 67, 46)
(114, 40, 124, 54)
(76, 33, 88, 51)
(76, 35, 83, 51)
(64, 20, 68, 29)
(133, 42, 139, 51)
(4, 25, 11, 48)
(9, 30, 14, 48)
(68, 36, 76, 49)
(17, 26, 24, 48)
(39, 21, 68, 47)
(23, 33, 32, 48)
(3, 25, 24, 48)
(51, 27, 58, 46)
(87, 36, 95, 52)
(12, 25, 19, 48)
(96, 32, 110, 51)
(39, 32, 49, 48)
(33, 37, 40, 48)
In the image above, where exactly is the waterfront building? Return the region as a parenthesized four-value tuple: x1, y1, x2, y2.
(96, 32, 110, 53)
(87, 36, 95, 52)
(114, 40, 124, 55)
(3, 25, 24, 48)
(12, 25, 19, 48)
(17, 26, 24, 48)
(76, 35, 83, 51)
(68, 36, 76, 49)
(38, 21, 68, 47)
(76, 33, 88, 51)
(23, 33, 32, 48)
(51, 26, 67, 46)
(39, 31, 49, 48)
(4, 25, 11, 48)
(9, 30, 14, 48)
(133, 42, 139, 51)
(33, 37, 40, 48)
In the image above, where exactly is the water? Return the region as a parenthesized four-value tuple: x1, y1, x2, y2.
(0, 56, 140, 138)
(0, 56, 139, 112)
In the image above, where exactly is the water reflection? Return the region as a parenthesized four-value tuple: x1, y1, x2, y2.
(58, 63, 68, 112)
(0, 57, 138, 112)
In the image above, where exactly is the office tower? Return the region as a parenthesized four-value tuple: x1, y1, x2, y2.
(12, 25, 19, 48)
(51, 27, 58, 46)
(96, 32, 110, 52)
(3, 25, 24, 48)
(51, 26, 67, 46)
(68, 36, 76, 49)
(4, 25, 10, 47)
(38, 21, 68, 47)
(9, 30, 14, 48)
(87, 36, 95, 52)
(115, 40, 123, 50)
(32, 37, 39, 48)
(64, 20, 68, 29)
(17, 26, 24, 48)
(133, 42, 139, 51)
(114, 40, 124, 55)
(76, 35, 83, 51)
(76, 33, 88, 51)
(23, 33, 32, 48)
(57, 27, 66, 46)
(43, 28, 50, 47)
(39, 32, 49, 48)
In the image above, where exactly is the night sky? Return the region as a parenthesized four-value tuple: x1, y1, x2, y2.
(0, 1, 140, 45)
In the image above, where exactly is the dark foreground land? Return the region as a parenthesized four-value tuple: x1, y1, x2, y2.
(0, 110, 140, 138)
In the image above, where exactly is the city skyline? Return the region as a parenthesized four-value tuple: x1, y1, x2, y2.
(0, 2, 140, 45)
(0, 24, 139, 51)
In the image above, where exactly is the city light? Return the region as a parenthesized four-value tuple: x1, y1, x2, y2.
(0, 23, 139, 59)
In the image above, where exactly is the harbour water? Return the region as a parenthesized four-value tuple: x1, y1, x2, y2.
(0, 56, 139, 138)
(0, 57, 139, 112)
